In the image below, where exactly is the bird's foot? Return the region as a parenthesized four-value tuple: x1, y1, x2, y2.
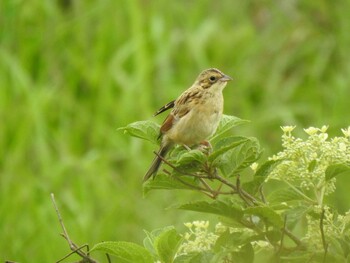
(198, 140, 213, 155)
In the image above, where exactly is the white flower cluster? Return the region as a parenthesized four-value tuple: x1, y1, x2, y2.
(268, 126, 350, 197)
(178, 221, 218, 254)
(179, 221, 267, 255)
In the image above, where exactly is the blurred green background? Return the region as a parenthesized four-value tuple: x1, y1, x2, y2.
(1, 0, 350, 261)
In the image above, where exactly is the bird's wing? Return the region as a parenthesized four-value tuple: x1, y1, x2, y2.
(159, 90, 194, 136)
(153, 100, 175, 116)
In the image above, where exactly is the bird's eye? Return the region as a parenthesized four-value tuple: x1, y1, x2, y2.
(209, 76, 216, 82)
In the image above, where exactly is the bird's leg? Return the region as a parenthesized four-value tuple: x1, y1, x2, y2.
(198, 140, 213, 155)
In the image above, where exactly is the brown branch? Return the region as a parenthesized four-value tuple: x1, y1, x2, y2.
(163, 169, 213, 194)
(212, 173, 259, 205)
(51, 193, 99, 263)
(56, 244, 90, 263)
(283, 228, 304, 249)
(163, 169, 235, 199)
(236, 175, 253, 206)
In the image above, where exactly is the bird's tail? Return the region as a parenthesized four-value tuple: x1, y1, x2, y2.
(143, 144, 171, 182)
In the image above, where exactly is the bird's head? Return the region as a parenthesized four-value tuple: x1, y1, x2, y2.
(196, 68, 232, 90)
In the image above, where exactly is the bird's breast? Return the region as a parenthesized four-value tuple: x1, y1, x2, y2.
(165, 92, 223, 146)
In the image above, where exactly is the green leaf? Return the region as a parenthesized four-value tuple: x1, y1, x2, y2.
(244, 206, 284, 228)
(255, 160, 281, 177)
(91, 241, 153, 263)
(242, 160, 280, 194)
(177, 149, 207, 165)
(214, 230, 254, 252)
(143, 226, 176, 254)
(241, 176, 265, 196)
(143, 174, 200, 195)
(209, 136, 249, 162)
(143, 230, 156, 255)
(118, 120, 160, 144)
(178, 200, 243, 221)
(215, 138, 262, 177)
(154, 228, 183, 263)
(234, 243, 254, 263)
(211, 115, 250, 142)
(284, 205, 312, 224)
(267, 187, 306, 203)
(325, 163, 350, 181)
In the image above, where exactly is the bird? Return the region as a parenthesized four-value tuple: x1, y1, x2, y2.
(143, 68, 232, 182)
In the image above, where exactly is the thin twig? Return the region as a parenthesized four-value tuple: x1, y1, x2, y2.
(283, 228, 304, 249)
(162, 169, 207, 192)
(51, 193, 98, 263)
(56, 244, 90, 263)
(51, 193, 72, 248)
(259, 185, 266, 204)
(199, 178, 214, 192)
(213, 173, 259, 205)
(235, 175, 252, 206)
(156, 151, 208, 178)
(158, 151, 260, 206)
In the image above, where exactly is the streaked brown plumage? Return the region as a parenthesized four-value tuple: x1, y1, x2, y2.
(143, 68, 232, 182)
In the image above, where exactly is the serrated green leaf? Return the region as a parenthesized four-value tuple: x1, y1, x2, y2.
(209, 136, 249, 162)
(143, 174, 200, 195)
(245, 206, 283, 228)
(154, 228, 183, 263)
(118, 120, 160, 144)
(215, 138, 262, 177)
(211, 115, 250, 142)
(91, 241, 153, 263)
(325, 163, 350, 181)
(178, 200, 243, 221)
(177, 149, 207, 165)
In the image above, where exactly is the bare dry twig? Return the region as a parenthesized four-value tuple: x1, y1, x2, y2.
(51, 193, 99, 263)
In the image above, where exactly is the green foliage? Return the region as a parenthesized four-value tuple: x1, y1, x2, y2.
(91, 241, 153, 263)
(178, 200, 243, 221)
(118, 121, 160, 145)
(91, 118, 350, 263)
(154, 228, 183, 263)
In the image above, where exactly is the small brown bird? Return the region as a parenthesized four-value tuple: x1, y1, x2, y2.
(143, 68, 232, 182)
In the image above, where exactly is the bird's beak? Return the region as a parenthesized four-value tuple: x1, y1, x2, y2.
(220, 74, 233, 82)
